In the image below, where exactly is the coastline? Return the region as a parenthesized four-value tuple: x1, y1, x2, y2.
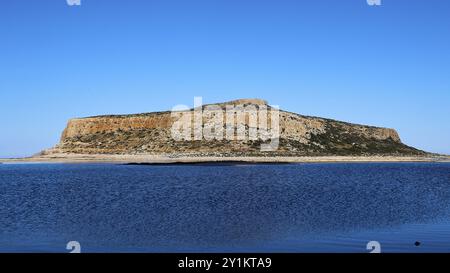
(1, 153, 449, 164)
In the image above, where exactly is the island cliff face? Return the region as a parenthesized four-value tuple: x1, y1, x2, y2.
(44, 99, 425, 157)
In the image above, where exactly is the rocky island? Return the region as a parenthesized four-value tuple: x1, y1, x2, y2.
(5, 99, 448, 163)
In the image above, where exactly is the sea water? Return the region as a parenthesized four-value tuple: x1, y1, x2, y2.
(0, 162, 449, 253)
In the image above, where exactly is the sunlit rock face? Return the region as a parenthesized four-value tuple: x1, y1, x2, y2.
(43, 99, 424, 157)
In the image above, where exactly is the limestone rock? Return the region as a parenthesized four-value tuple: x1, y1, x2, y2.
(44, 99, 425, 157)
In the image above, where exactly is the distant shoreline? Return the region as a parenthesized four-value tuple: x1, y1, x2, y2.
(1, 153, 449, 164)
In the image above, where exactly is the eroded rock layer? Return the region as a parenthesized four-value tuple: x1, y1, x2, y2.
(44, 99, 425, 156)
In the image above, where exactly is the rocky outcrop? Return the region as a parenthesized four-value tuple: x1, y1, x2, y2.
(44, 99, 425, 157)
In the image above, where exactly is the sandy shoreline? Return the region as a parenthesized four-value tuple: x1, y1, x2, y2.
(1, 153, 449, 164)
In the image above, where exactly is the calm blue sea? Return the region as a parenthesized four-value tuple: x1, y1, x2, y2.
(0, 162, 450, 253)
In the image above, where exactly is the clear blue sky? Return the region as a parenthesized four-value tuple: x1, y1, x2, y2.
(1, 0, 449, 157)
